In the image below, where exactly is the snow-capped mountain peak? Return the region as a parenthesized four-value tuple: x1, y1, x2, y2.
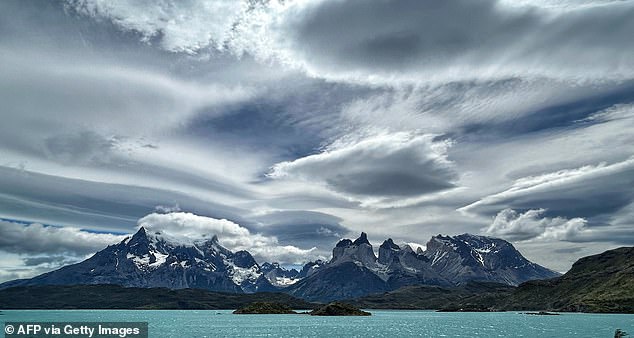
(1, 230, 560, 301)
(2, 226, 270, 293)
(423, 233, 559, 285)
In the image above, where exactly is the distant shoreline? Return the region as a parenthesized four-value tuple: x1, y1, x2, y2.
(1, 284, 632, 314)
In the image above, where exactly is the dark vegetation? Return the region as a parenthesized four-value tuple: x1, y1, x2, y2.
(309, 302, 371, 316)
(0, 284, 314, 310)
(233, 302, 297, 314)
(350, 281, 513, 310)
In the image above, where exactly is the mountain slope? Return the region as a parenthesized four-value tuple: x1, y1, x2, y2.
(503, 246, 634, 313)
(284, 232, 554, 301)
(286, 261, 389, 302)
(424, 234, 560, 285)
(260, 262, 301, 287)
(0, 227, 272, 293)
(349, 247, 634, 313)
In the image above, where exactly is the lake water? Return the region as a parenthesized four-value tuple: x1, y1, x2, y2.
(1, 310, 633, 337)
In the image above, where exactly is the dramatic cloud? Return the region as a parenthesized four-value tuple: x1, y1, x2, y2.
(0, 220, 126, 256)
(462, 158, 634, 219)
(251, 210, 350, 256)
(483, 208, 588, 241)
(269, 133, 457, 202)
(65, 0, 634, 84)
(0, 0, 632, 279)
(0, 50, 254, 138)
(138, 212, 319, 264)
(65, 0, 247, 53)
(43, 132, 119, 165)
(276, 0, 634, 83)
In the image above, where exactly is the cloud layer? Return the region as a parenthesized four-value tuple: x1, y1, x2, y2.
(269, 133, 457, 204)
(66, 0, 247, 53)
(64, 0, 634, 84)
(138, 212, 319, 264)
(0, 0, 632, 280)
(463, 157, 634, 218)
(0, 220, 126, 256)
(484, 209, 588, 242)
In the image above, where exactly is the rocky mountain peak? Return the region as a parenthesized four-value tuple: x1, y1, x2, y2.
(128, 226, 148, 244)
(298, 260, 325, 278)
(378, 238, 401, 265)
(331, 233, 377, 267)
(335, 238, 353, 248)
(401, 244, 414, 254)
(380, 238, 400, 250)
(232, 250, 258, 269)
(259, 262, 301, 287)
(0, 229, 561, 301)
(424, 233, 560, 285)
(353, 232, 370, 246)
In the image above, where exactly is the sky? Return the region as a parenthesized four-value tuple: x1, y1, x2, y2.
(0, 0, 633, 282)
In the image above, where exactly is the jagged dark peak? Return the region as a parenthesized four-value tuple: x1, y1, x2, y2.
(232, 250, 258, 268)
(130, 226, 148, 240)
(429, 233, 505, 248)
(127, 227, 151, 250)
(198, 235, 232, 257)
(430, 234, 452, 242)
(336, 239, 353, 248)
(261, 262, 278, 270)
(416, 247, 425, 255)
(401, 244, 414, 254)
(353, 232, 370, 246)
(456, 233, 502, 243)
(299, 259, 325, 278)
(380, 238, 400, 250)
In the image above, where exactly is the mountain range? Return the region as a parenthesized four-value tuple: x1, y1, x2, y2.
(0, 227, 560, 301)
(2, 246, 631, 313)
(353, 245, 634, 313)
(286, 232, 559, 301)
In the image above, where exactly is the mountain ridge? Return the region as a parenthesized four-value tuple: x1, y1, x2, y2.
(283, 232, 559, 301)
(2, 246, 630, 312)
(0, 228, 560, 302)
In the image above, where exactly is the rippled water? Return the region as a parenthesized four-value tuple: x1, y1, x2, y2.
(2, 310, 633, 337)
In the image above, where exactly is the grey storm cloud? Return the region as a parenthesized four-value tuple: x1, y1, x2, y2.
(269, 133, 457, 199)
(0, 166, 252, 232)
(21, 255, 77, 267)
(252, 210, 350, 253)
(62, 0, 634, 83)
(281, 0, 634, 82)
(44, 132, 118, 165)
(0, 220, 126, 256)
(0, 0, 633, 278)
(462, 158, 634, 220)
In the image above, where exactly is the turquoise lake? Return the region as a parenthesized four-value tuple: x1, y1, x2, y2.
(2, 310, 632, 337)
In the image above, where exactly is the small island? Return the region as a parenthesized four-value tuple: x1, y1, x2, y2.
(232, 301, 371, 316)
(233, 302, 297, 314)
(524, 311, 560, 316)
(310, 302, 371, 316)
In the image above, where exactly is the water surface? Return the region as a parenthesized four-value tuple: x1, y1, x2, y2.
(2, 310, 632, 337)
